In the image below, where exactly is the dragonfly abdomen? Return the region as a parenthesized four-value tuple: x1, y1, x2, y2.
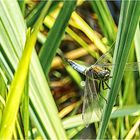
(67, 59, 87, 74)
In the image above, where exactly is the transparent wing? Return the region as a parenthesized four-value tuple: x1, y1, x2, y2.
(82, 75, 102, 127)
(94, 43, 140, 72)
(96, 62, 140, 71)
(125, 62, 140, 71)
(94, 46, 114, 65)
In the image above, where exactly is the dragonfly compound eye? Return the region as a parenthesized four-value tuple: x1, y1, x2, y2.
(98, 70, 110, 81)
(104, 70, 110, 81)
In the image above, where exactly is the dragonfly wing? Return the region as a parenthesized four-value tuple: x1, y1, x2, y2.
(124, 62, 140, 71)
(97, 62, 140, 71)
(94, 45, 114, 65)
(82, 75, 102, 127)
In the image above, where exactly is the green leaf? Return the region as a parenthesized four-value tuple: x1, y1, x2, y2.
(0, 1, 52, 139)
(0, 0, 68, 139)
(123, 46, 136, 105)
(0, 72, 6, 123)
(21, 72, 29, 138)
(62, 105, 140, 129)
(90, 0, 116, 43)
(0, 28, 32, 139)
(26, 1, 48, 27)
(97, 1, 140, 138)
(39, 0, 77, 76)
(134, 21, 140, 73)
(26, 1, 60, 28)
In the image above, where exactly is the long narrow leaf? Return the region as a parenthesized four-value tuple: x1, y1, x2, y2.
(134, 21, 140, 73)
(90, 0, 116, 43)
(97, 1, 140, 138)
(39, 0, 77, 76)
(0, 1, 51, 138)
(0, 0, 68, 139)
(62, 105, 140, 129)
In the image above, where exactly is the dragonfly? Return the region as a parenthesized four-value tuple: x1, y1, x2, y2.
(66, 50, 140, 127)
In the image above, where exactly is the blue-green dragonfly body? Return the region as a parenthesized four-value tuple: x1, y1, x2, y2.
(67, 57, 140, 127)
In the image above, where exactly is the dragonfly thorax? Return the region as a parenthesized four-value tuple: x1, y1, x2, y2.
(85, 66, 110, 81)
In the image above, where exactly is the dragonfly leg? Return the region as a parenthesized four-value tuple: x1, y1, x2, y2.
(98, 81, 101, 93)
(102, 81, 110, 90)
(104, 81, 111, 89)
(99, 92, 107, 103)
(102, 81, 105, 90)
(98, 81, 107, 103)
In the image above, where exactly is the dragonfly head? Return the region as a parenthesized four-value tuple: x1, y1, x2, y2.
(99, 69, 110, 81)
